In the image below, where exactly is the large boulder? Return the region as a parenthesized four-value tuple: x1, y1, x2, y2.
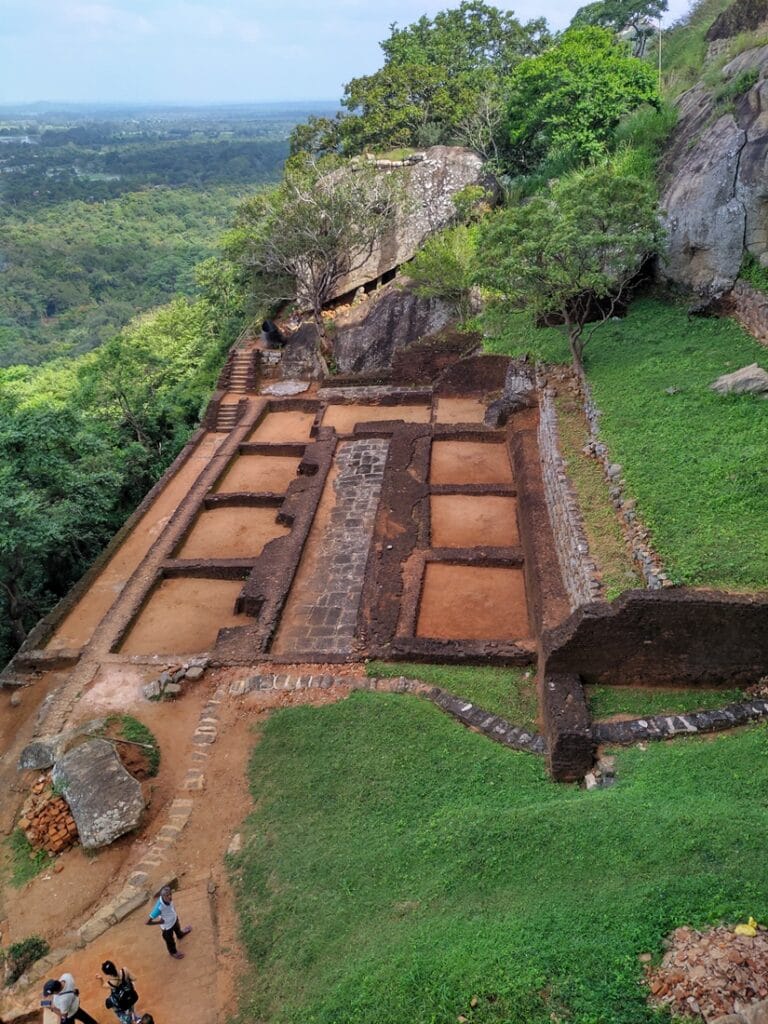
(52, 738, 145, 849)
(711, 362, 768, 395)
(280, 323, 326, 379)
(660, 46, 768, 296)
(329, 146, 490, 301)
(331, 278, 454, 374)
(17, 718, 106, 771)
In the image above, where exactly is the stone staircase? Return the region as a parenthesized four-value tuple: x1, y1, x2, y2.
(214, 402, 241, 431)
(227, 348, 255, 393)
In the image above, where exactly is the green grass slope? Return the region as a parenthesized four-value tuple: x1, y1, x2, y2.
(230, 693, 768, 1024)
(586, 298, 768, 590)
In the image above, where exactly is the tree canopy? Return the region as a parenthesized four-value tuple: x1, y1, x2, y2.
(224, 155, 402, 331)
(475, 161, 662, 372)
(290, 1, 549, 156)
(570, 0, 668, 56)
(505, 27, 660, 174)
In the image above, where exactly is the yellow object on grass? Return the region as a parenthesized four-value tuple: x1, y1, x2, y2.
(734, 916, 758, 937)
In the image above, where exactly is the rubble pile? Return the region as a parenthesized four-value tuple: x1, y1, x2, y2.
(646, 925, 768, 1021)
(142, 655, 210, 700)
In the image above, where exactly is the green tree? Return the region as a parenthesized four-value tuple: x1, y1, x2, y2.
(505, 27, 659, 173)
(319, 1, 549, 155)
(407, 225, 478, 320)
(224, 155, 402, 336)
(475, 161, 662, 373)
(570, 0, 667, 56)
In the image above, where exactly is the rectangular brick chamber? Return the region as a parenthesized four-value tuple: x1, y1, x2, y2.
(416, 563, 532, 642)
(429, 440, 514, 486)
(247, 410, 316, 442)
(213, 454, 301, 494)
(173, 505, 290, 560)
(321, 404, 431, 434)
(118, 577, 252, 654)
(430, 494, 519, 548)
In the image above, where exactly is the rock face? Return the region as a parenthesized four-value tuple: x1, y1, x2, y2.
(711, 362, 768, 394)
(330, 146, 489, 302)
(660, 46, 768, 295)
(484, 359, 535, 427)
(17, 718, 106, 771)
(280, 323, 326, 379)
(331, 278, 454, 374)
(52, 738, 145, 849)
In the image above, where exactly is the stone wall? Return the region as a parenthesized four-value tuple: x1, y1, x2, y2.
(543, 588, 768, 686)
(537, 387, 602, 610)
(723, 279, 768, 344)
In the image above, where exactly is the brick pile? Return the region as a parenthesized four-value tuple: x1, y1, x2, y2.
(17, 773, 78, 855)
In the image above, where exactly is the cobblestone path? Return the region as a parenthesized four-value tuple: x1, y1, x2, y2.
(271, 438, 389, 658)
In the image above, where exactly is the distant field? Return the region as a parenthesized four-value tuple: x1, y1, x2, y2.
(0, 185, 251, 366)
(0, 103, 338, 366)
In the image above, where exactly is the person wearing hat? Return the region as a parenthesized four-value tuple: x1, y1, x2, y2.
(41, 973, 99, 1024)
(145, 885, 191, 959)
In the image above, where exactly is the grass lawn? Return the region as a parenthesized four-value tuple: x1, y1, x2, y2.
(368, 660, 539, 731)
(554, 397, 642, 600)
(481, 296, 768, 591)
(585, 298, 768, 590)
(230, 693, 768, 1024)
(587, 685, 746, 720)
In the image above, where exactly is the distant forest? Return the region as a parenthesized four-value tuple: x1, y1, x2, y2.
(0, 103, 336, 365)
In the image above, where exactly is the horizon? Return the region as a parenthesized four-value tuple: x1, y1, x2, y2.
(1, 0, 693, 107)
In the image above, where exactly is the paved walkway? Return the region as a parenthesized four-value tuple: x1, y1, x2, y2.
(272, 439, 389, 658)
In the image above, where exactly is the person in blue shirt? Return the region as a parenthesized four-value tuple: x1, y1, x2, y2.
(145, 885, 191, 959)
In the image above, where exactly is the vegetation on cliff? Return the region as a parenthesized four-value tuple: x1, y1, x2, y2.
(0, 270, 243, 664)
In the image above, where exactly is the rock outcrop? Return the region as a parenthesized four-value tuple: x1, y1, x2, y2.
(660, 46, 768, 295)
(331, 278, 454, 374)
(52, 739, 145, 849)
(711, 362, 768, 394)
(329, 146, 490, 302)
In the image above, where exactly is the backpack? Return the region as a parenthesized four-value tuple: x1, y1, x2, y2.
(108, 971, 138, 1012)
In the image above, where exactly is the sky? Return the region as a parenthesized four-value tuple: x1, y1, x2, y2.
(0, 0, 695, 106)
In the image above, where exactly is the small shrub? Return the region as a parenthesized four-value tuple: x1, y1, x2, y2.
(714, 66, 760, 105)
(740, 250, 768, 293)
(4, 935, 50, 985)
(6, 829, 48, 888)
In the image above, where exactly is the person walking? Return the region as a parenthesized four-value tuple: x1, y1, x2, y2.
(41, 973, 100, 1024)
(101, 960, 139, 1024)
(145, 885, 191, 959)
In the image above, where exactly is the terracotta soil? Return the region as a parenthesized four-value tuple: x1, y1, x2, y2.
(4, 690, 258, 1024)
(119, 578, 252, 654)
(416, 563, 531, 640)
(248, 410, 316, 442)
(47, 432, 227, 651)
(174, 505, 290, 560)
(429, 440, 514, 486)
(433, 396, 487, 424)
(213, 454, 300, 494)
(321, 403, 430, 433)
(430, 494, 519, 548)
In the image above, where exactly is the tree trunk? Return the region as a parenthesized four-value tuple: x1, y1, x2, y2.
(566, 320, 585, 377)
